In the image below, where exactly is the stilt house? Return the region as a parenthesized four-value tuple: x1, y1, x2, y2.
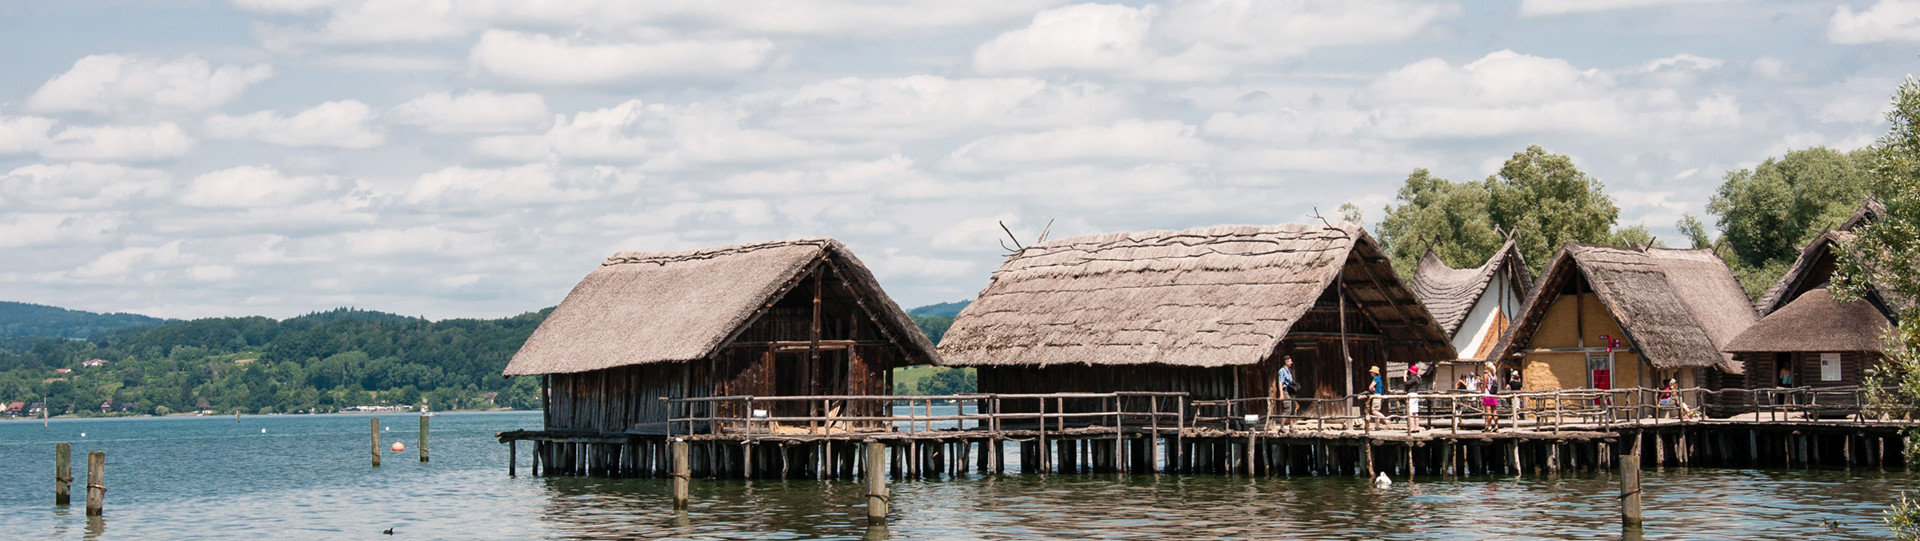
(936, 223, 1456, 416)
(1484, 245, 1755, 402)
(1409, 239, 1534, 388)
(1722, 199, 1901, 410)
(502, 238, 938, 435)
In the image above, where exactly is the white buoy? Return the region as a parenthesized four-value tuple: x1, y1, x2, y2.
(1374, 472, 1392, 487)
(261, 428, 267, 433)
(80, 433, 86, 437)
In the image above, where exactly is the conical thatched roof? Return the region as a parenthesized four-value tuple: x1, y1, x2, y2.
(1488, 244, 1755, 370)
(1726, 289, 1891, 353)
(503, 238, 935, 376)
(1410, 240, 1533, 337)
(937, 223, 1455, 368)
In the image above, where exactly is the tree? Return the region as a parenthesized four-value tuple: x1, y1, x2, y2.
(1677, 214, 1713, 249)
(1707, 147, 1883, 297)
(1832, 77, 1920, 539)
(1378, 146, 1622, 278)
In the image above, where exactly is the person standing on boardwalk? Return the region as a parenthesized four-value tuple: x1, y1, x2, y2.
(1367, 366, 1387, 428)
(1481, 369, 1501, 431)
(1276, 356, 1299, 420)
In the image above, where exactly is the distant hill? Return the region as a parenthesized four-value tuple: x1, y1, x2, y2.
(0, 301, 170, 339)
(280, 307, 426, 330)
(907, 301, 970, 318)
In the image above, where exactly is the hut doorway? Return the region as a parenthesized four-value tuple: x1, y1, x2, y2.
(770, 350, 852, 428)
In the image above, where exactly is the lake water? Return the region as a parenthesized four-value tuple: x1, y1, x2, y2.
(0, 411, 1909, 540)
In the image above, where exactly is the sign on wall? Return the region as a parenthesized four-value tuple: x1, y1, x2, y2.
(1821, 353, 1842, 382)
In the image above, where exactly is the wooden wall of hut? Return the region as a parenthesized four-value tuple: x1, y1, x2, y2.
(543, 263, 904, 435)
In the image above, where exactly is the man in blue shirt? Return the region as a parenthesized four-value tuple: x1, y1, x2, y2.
(1275, 356, 1298, 419)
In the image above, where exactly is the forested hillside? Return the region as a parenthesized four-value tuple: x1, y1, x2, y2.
(0, 301, 169, 339)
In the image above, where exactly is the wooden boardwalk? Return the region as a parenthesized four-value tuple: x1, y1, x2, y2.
(497, 387, 1915, 479)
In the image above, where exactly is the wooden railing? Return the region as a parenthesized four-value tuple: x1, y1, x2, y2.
(663, 386, 1914, 439)
(663, 392, 1188, 440)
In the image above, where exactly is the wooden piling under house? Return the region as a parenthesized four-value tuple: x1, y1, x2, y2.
(936, 223, 1457, 421)
(1409, 237, 1534, 389)
(1485, 244, 1756, 411)
(501, 238, 938, 437)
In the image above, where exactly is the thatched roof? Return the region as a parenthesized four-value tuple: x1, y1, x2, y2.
(1726, 289, 1891, 353)
(937, 223, 1456, 368)
(1756, 200, 1909, 318)
(1488, 244, 1755, 370)
(503, 238, 936, 376)
(1410, 240, 1534, 337)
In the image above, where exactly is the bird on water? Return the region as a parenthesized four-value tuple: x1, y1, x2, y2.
(1373, 472, 1392, 487)
(382, 527, 395, 535)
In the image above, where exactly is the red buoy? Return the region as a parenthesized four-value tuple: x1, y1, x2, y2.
(391, 441, 405, 452)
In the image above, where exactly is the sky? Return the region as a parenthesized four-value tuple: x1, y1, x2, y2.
(0, 0, 1915, 320)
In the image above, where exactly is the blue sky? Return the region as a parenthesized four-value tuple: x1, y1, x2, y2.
(0, 0, 1914, 319)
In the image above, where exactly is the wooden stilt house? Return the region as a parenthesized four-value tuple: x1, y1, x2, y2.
(1484, 245, 1755, 406)
(1409, 238, 1534, 388)
(1721, 199, 1902, 411)
(502, 238, 938, 435)
(935, 223, 1456, 418)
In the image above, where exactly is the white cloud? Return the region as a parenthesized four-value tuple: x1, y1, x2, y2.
(405, 164, 637, 207)
(770, 76, 1128, 139)
(186, 265, 238, 282)
(469, 31, 771, 85)
(974, 1, 1452, 80)
(0, 114, 195, 161)
(386, 91, 551, 134)
(1518, 0, 1737, 16)
(0, 213, 124, 248)
(179, 165, 331, 208)
(475, 100, 854, 166)
(1829, 0, 1920, 44)
(204, 100, 383, 148)
(946, 119, 1209, 170)
(27, 54, 273, 115)
(2, 163, 173, 210)
(720, 155, 938, 196)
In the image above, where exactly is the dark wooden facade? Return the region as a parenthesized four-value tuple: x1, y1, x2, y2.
(543, 262, 908, 435)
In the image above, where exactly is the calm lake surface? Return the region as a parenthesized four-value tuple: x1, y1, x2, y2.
(0, 411, 1909, 540)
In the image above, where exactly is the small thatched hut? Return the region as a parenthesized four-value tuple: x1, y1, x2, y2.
(1485, 244, 1755, 398)
(1724, 199, 1902, 403)
(936, 223, 1456, 416)
(1410, 238, 1534, 387)
(502, 238, 937, 435)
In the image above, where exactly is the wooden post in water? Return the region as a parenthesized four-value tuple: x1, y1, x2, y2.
(420, 415, 430, 462)
(84, 451, 104, 516)
(371, 418, 381, 467)
(671, 439, 691, 509)
(865, 441, 888, 524)
(1620, 452, 1642, 527)
(509, 440, 517, 477)
(55, 443, 72, 505)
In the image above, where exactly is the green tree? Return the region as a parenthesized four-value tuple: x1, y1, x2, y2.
(1833, 77, 1920, 539)
(1708, 146, 1882, 297)
(1378, 146, 1621, 278)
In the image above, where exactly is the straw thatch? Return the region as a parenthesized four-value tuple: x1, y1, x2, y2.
(1410, 240, 1533, 337)
(1488, 244, 1755, 370)
(937, 223, 1455, 368)
(1725, 288, 1891, 353)
(503, 238, 935, 376)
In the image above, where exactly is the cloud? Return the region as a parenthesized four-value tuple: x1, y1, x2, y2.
(945, 119, 1209, 170)
(1829, 0, 1920, 44)
(204, 100, 383, 148)
(1, 163, 174, 210)
(770, 76, 1128, 139)
(386, 90, 551, 134)
(0, 113, 195, 161)
(973, 1, 1453, 80)
(474, 100, 855, 166)
(404, 164, 638, 207)
(235, 0, 1060, 45)
(28, 54, 273, 115)
(469, 30, 771, 85)
(179, 165, 332, 208)
(1518, 0, 1738, 16)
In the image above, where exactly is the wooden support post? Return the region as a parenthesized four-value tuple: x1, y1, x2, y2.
(509, 440, 517, 477)
(371, 418, 381, 467)
(1363, 442, 1374, 478)
(865, 441, 888, 524)
(1246, 433, 1257, 477)
(1620, 453, 1642, 527)
(419, 415, 430, 463)
(672, 440, 691, 509)
(85, 451, 104, 516)
(55, 443, 72, 506)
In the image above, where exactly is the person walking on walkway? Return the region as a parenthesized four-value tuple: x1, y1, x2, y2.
(1275, 356, 1299, 424)
(1367, 366, 1388, 428)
